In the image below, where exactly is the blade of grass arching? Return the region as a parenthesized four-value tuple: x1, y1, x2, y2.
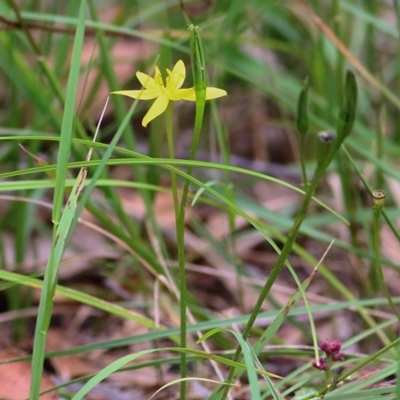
(2, 175, 389, 343)
(0, 269, 159, 330)
(149, 378, 235, 400)
(0, 145, 351, 230)
(42, 356, 203, 398)
(0, 134, 349, 221)
(41, 296, 400, 358)
(70, 346, 278, 400)
(29, 2, 87, 399)
(0, 179, 172, 194)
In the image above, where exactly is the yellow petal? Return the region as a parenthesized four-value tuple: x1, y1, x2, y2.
(112, 89, 159, 100)
(153, 66, 164, 86)
(177, 87, 227, 102)
(169, 87, 195, 101)
(167, 60, 186, 90)
(205, 87, 227, 100)
(142, 95, 169, 127)
(136, 71, 157, 90)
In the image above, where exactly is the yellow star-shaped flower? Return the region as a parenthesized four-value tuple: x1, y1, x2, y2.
(112, 60, 227, 127)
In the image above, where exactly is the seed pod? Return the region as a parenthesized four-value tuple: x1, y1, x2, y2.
(296, 77, 310, 139)
(189, 24, 206, 93)
(372, 189, 386, 208)
(337, 70, 358, 140)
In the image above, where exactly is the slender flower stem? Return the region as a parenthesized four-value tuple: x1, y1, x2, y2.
(164, 102, 188, 398)
(370, 190, 384, 293)
(176, 96, 205, 400)
(299, 139, 308, 188)
(176, 25, 209, 400)
(165, 103, 179, 217)
(371, 190, 400, 321)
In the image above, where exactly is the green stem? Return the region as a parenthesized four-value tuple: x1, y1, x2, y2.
(324, 355, 334, 386)
(300, 139, 308, 187)
(166, 104, 179, 218)
(370, 198, 383, 292)
(177, 91, 206, 400)
(219, 168, 325, 399)
(164, 102, 187, 398)
(371, 191, 400, 320)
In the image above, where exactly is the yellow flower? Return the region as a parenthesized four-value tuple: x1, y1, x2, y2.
(112, 60, 227, 127)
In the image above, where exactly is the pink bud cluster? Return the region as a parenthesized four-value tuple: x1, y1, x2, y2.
(313, 339, 344, 370)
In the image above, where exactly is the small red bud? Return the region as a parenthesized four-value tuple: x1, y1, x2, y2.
(319, 339, 342, 355)
(312, 358, 327, 370)
(329, 340, 342, 354)
(332, 351, 345, 361)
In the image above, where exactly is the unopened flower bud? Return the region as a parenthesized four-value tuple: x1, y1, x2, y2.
(332, 351, 345, 362)
(312, 358, 327, 370)
(319, 339, 342, 355)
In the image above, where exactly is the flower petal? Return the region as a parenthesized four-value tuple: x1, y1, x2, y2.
(175, 87, 227, 102)
(153, 66, 164, 87)
(167, 60, 186, 90)
(205, 87, 227, 100)
(169, 87, 195, 101)
(142, 95, 169, 127)
(112, 89, 159, 100)
(136, 71, 158, 90)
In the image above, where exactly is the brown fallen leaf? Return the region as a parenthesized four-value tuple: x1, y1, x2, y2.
(46, 329, 97, 381)
(0, 348, 57, 399)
